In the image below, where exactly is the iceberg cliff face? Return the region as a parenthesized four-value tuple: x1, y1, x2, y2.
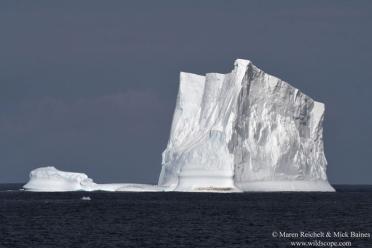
(159, 59, 334, 192)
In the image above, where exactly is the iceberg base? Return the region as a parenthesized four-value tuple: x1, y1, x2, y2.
(236, 180, 335, 192)
(175, 169, 237, 192)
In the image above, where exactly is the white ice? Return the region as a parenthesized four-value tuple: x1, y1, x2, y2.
(159, 59, 335, 192)
(23, 59, 334, 193)
(23, 167, 166, 192)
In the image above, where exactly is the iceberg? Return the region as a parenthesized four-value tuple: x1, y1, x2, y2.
(22, 59, 334, 193)
(159, 59, 334, 192)
(23, 166, 97, 192)
(23, 166, 166, 192)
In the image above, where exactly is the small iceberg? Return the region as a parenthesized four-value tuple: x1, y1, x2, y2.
(81, 196, 91, 201)
(23, 166, 167, 192)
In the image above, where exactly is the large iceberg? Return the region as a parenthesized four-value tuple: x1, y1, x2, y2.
(23, 59, 334, 193)
(159, 59, 334, 192)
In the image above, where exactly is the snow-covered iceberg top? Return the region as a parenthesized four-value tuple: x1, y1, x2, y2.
(23, 166, 166, 192)
(159, 58, 335, 192)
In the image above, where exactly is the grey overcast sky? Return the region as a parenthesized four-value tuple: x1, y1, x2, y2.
(0, 1, 371, 184)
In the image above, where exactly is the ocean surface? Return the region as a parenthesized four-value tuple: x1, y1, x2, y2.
(0, 184, 371, 248)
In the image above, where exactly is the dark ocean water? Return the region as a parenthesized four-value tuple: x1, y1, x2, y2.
(0, 184, 371, 248)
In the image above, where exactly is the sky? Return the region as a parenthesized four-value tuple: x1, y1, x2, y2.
(0, 1, 371, 184)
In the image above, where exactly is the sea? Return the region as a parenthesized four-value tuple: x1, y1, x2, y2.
(0, 184, 371, 248)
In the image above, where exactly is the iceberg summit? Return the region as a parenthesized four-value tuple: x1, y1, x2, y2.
(23, 59, 334, 192)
